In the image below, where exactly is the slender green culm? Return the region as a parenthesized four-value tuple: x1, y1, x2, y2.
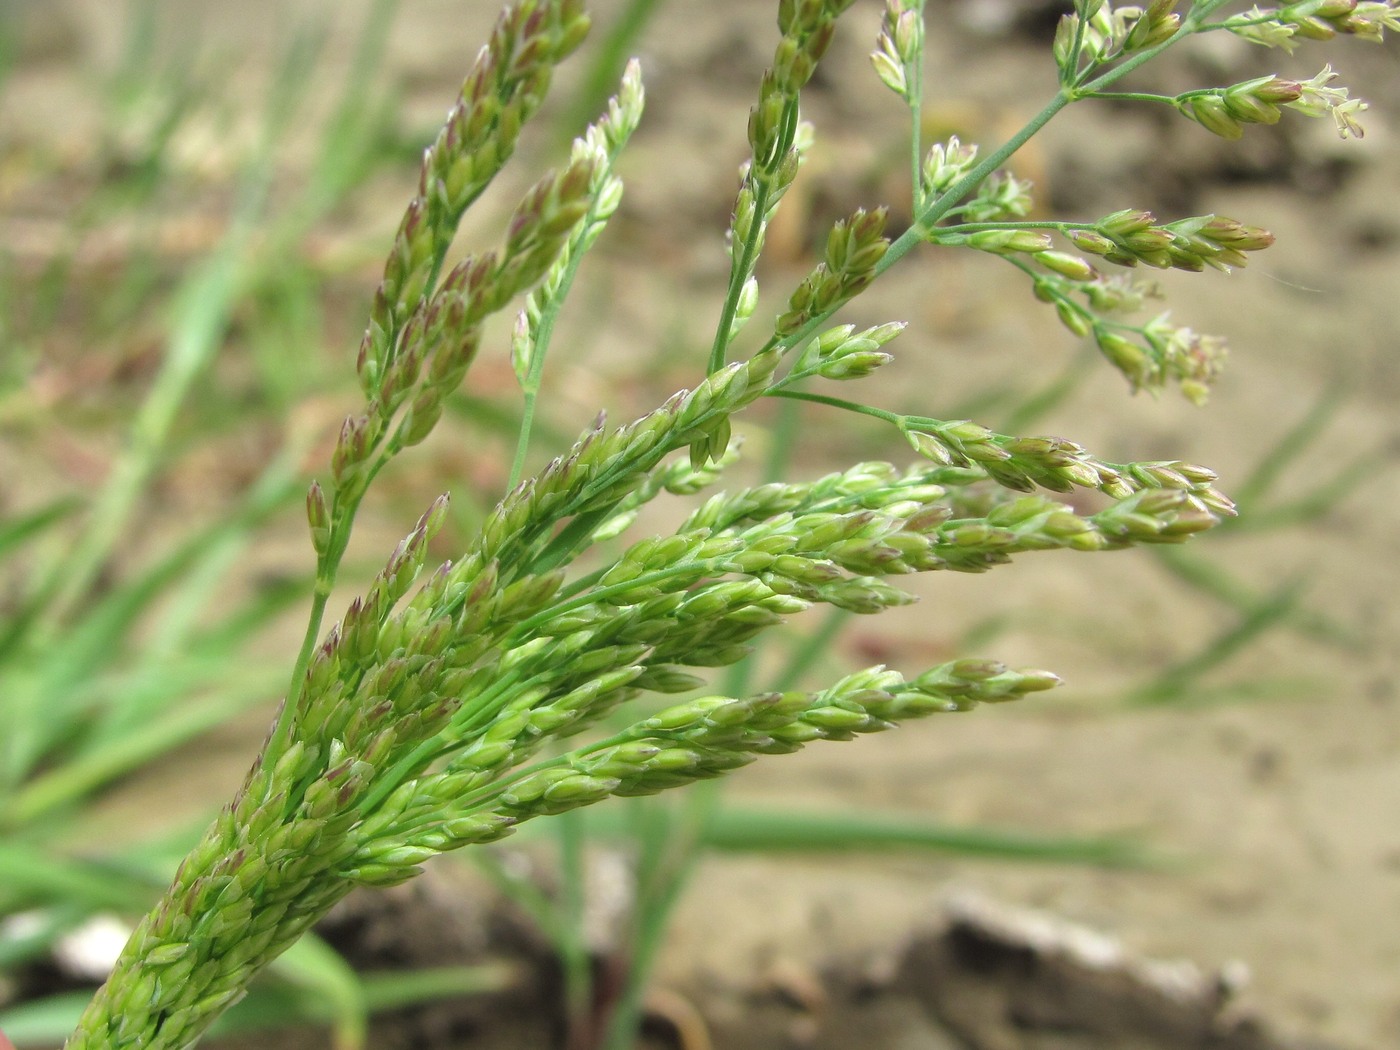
(62, 2, 1396, 1048)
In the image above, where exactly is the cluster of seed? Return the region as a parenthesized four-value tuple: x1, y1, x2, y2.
(293, 352, 794, 790)
(512, 60, 644, 386)
(732, 0, 851, 260)
(693, 466, 1224, 579)
(65, 696, 407, 1050)
(792, 321, 907, 381)
(333, 158, 600, 503)
(69, 439, 1233, 1046)
(279, 360, 791, 826)
(871, 0, 923, 101)
(303, 444, 1233, 876)
(921, 135, 979, 200)
(1053, 0, 1182, 78)
(66, 767, 365, 1050)
(900, 420, 1234, 512)
(353, 660, 1062, 875)
(1178, 74, 1304, 138)
(1029, 254, 1160, 342)
(323, 448, 1230, 876)
(471, 346, 785, 577)
(731, 0, 864, 349)
(308, 469, 955, 876)
(496, 662, 1060, 811)
(74, 0, 1352, 1045)
(1013, 208, 1266, 400)
(1067, 210, 1274, 273)
(363, 0, 589, 352)
(776, 210, 893, 337)
(961, 172, 1037, 225)
(1094, 313, 1228, 404)
(323, 0, 596, 516)
(342, 580, 815, 877)
(1225, 1, 1400, 50)
(703, 1, 864, 445)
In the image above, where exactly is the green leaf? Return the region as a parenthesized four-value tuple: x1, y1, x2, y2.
(9, 676, 274, 824)
(698, 806, 1153, 866)
(0, 991, 95, 1046)
(554, 804, 1152, 867)
(265, 935, 368, 1050)
(0, 499, 81, 558)
(0, 963, 519, 1048)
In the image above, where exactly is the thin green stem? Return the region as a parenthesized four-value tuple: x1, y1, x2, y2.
(598, 790, 715, 1050)
(1064, 4, 1090, 86)
(1195, 20, 1255, 32)
(556, 810, 594, 1050)
(906, 2, 926, 213)
(708, 98, 801, 374)
(509, 245, 589, 491)
(510, 396, 542, 493)
(698, 806, 1152, 866)
(553, 564, 610, 605)
(941, 219, 1086, 231)
(510, 119, 636, 489)
(902, 94, 1070, 249)
(1080, 90, 1181, 104)
(934, 219, 1090, 236)
(771, 606, 848, 692)
(763, 395, 803, 485)
(708, 211, 767, 373)
(768, 388, 904, 426)
(266, 516, 351, 763)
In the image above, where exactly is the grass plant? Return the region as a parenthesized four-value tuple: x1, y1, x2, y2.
(0, 1, 1394, 1048)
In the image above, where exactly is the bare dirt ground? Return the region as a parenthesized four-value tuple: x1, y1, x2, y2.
(4, 1, 1399, 1048)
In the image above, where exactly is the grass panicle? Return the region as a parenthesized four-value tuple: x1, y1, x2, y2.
(37, 1, 1395, 1048)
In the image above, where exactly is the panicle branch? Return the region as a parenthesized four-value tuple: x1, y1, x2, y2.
(711, 0, 865, 375)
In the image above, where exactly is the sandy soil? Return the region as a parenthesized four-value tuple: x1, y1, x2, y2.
(3, 1, 1399, 1048)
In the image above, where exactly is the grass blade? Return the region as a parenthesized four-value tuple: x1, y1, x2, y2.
(0, 843, 156, 913)
(697, 806, 1153, 866)
(1127, 579, 1307, 705)
(9, 674, 274, 825)
(0, 500, 81, 559)
(0, 962, 519, 1048)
